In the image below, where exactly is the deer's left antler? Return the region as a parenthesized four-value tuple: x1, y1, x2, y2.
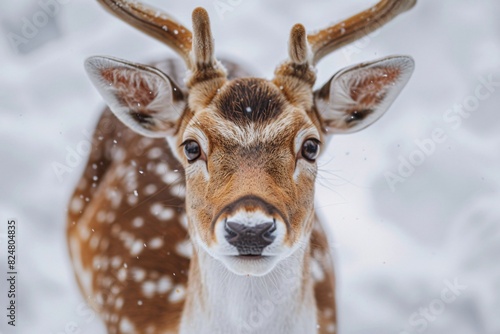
(307, 0, 417, 65)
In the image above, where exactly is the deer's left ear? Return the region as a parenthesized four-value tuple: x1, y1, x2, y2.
(314, 56, 414, 134)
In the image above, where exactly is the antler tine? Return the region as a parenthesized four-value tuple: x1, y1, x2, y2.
(307, 0, 417, 65)
(186, 8, 226, 88)
(97, 0, 193, 66)
(273, 23, 316, 101)
(191, 8, 215, 67)
(289, 24, 309, 65)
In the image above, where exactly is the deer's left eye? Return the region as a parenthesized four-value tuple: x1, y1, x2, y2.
(301, 139, 320, 162)
(183, 140, 201, 162)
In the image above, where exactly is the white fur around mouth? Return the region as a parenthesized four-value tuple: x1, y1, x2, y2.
(220, 254, 279, 276)
(230, 255, 269, 260)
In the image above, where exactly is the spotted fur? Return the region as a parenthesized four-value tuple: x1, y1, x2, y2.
(68, 59, 337, 333)
(69, 1, 416, 333)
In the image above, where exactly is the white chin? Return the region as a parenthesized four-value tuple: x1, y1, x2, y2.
(219, 255, 280, 276)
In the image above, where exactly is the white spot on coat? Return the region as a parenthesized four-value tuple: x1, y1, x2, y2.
(127, 194, 138, 206)
(158, 208, 174, 221)
(117, 268, 127, 282)
(144, 184, 158, 195)
(119, 317, 135, 333)
(77, 224, 90, 241)
(132, 217, 144, 228)
(162, 171, 180, 184)
(148, 147, 163, 159)
(168, 284, 186, 303)
(142, 281, 156, 298)
(130, 240, 144, 256)
(157, 276, 173, 294)
(89, 233, 100, 250)
(70, 197, 84, 213)
(115, 297, 124, 309)
(310, 258, 325, 282)
(155, 163, 168, 175)
(151, 203, 174, 221)
(171, 184, 186, 197)
(148, 237, 164, 249)
(131, 267, 146, 282)
(175, 239, 193, 259)
(111, 256, 122, 269)
(106, 211, 116, 224)
(96, 210, 107, 223)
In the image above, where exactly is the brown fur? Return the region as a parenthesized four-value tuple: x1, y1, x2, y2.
(214, 78, 287, 125)
(67, 0, 416, 334)
(67, 110, 337, 334)
(67, 109, 189, 333)
(68, 58, 337, 333)
(177, 103, 319, 248)
(69, 0, 415, 332)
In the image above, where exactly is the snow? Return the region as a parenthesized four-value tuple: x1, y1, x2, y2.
(0, 0, 499, 333)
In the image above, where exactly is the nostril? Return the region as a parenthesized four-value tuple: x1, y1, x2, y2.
(262, 219, 277, 243)
(225, 221, 245, 234)
(225, 220, 240, 243)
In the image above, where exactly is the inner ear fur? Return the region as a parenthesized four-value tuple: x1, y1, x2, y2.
(314, 55, 415, 134)
(85, 56, 186, 138)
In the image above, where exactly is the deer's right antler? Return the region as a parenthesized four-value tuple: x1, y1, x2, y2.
(97, 0, 192, 64)
(97, 0, 226, 86)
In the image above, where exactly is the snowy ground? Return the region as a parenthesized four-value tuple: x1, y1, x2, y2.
(0, 0, 499, 333)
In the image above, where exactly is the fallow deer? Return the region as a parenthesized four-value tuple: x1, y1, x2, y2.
(67, 0, 416, 333)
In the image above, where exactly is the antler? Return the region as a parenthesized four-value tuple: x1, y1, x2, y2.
(276, 0, 416, 87)
(187, 7, 226, 87)
(97, 0, 225, 86)
(97, 0, 192, 65)
(307, 0, 416, 65)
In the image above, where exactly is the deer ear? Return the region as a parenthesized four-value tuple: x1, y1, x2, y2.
(314, 56, 414, 134)
(84, 56, 186, 138)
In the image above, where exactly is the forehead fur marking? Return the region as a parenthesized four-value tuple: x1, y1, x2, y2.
(215, 78, 286, 124)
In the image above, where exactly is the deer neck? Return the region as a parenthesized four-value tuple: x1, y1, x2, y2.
(179, 236, 317, 334)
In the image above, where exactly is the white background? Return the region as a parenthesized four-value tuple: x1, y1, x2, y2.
(0, 0, 499, 333)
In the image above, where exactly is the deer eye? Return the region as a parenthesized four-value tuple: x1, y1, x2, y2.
(301, 139, 320, 162)
(183, 140, 201, 162)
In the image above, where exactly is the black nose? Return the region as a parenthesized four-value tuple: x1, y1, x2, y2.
(225, 220, 277, 256)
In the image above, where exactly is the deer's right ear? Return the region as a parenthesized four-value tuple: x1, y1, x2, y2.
(84, 56, 186, 138)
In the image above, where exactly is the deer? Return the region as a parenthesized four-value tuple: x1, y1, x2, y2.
(67, 0, 416, 333)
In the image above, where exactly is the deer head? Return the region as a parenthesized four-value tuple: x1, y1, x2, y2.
(84, 0, 415, 276)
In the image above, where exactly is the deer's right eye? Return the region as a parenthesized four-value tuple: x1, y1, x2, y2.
(301, 139, 320, 162)
(183, 140, 201, 162)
